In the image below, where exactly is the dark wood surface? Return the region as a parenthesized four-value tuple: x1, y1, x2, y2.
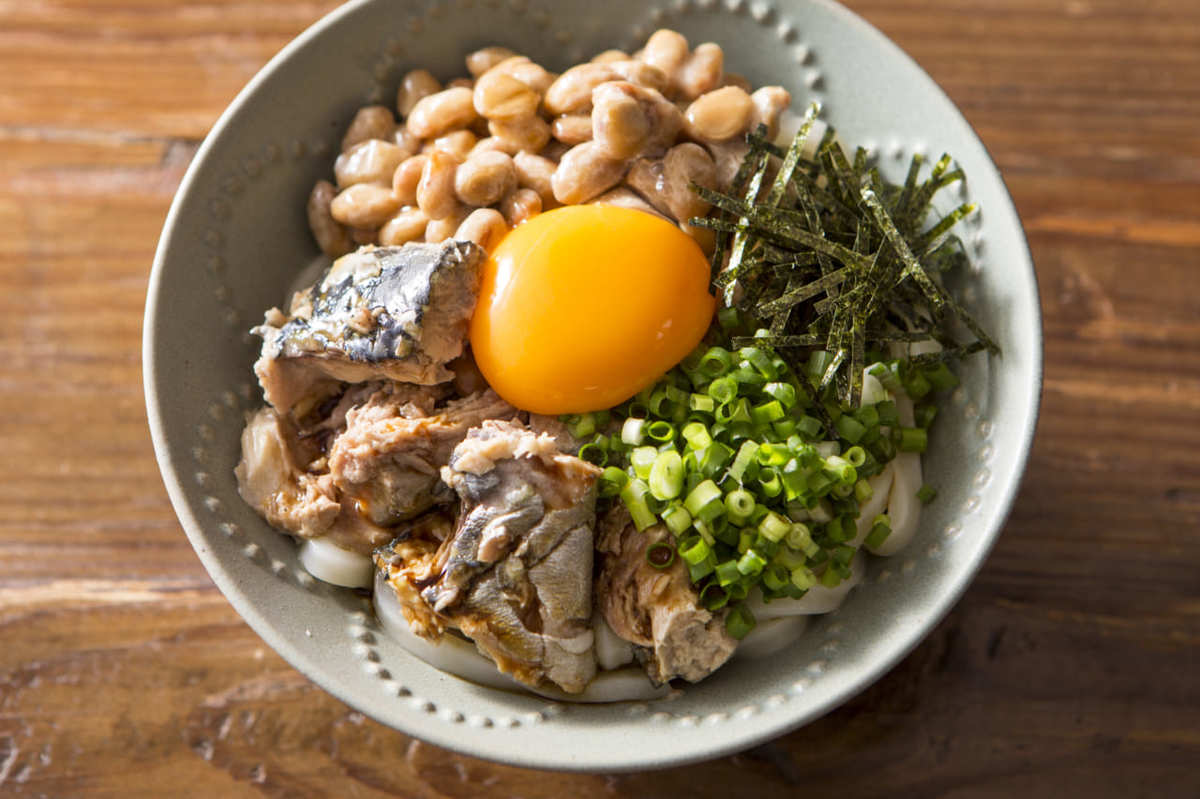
(2, 1, 1198, 795)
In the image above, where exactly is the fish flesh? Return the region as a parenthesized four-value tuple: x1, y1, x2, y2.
(254, 241, 484, 414)
(236, 381, 512, 556)
(378, 421, 601, 693)
(328, 388, 516, 528)
(235, 406, 341, 539)
(595, 506, 737, 684)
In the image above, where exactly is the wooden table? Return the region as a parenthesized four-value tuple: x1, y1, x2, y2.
(2, 1, 1197, 795)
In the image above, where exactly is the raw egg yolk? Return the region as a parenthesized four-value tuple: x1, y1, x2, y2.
(470, 205, 716, 415)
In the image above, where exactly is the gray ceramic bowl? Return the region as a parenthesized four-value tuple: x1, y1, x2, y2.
(145, 0, 1041, 772)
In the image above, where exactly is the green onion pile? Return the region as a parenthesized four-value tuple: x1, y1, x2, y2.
(565, 318, 958, 640)
(564, 106, 998, 642)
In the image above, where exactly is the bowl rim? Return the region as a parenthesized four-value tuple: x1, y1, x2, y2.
(144, 0, 1043, 772)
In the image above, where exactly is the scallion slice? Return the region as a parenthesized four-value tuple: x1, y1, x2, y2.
(725, 603, 756, 639)
(649, 450, 684, 500)
(645, 541, 676, 570)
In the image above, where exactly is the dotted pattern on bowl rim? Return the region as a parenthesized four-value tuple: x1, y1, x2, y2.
(186, 0, 996, 729)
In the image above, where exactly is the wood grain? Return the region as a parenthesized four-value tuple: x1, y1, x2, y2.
(2, 0, 1198, 795)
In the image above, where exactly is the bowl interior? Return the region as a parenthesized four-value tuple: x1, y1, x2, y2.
(145, 0, 1041, 772)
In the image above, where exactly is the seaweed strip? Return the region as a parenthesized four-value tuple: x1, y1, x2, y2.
(758, 267, 850, 314)
(767, 106, 819, 208)
(716, 149, 771, 301)
(860, 187, 945, 317)
(689, 108, 997, 407)
(733, 333, 821, 348)
(917, 202, 977, 254)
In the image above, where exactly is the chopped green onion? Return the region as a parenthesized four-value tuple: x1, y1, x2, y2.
(855, 404, 880, 429)
(645, 541, 676, 570)
(717, 397, 753, 425)
(620, 479, 657, 531)
(757, 467, 783, 498)
(715, 559, 742, 586)
(649, 450, 684, 500)
(751, 399, 785, 425)
(684, 479, 724, 521)
(772, 419, 797, 439)
(796, 415, 823, 440)
(697, 442, 734, 476)
(762, 563, 789, 592)
(681, 421, 712, 451)
(785, 522, 813, 551)
(737, 548, 768, 575)
(843, 446, 867, 467)
(865, 514, 891, 549)
(740, 347, 776, 379)
(621, 417, 645, 446)
(904, 370, 932, 400)
(915, 403, 938, 429)
(835, 414, 867, 444)
(725, 489, 756, 523)
(825, 515, 849, 543)
(780, 467, 807, 501)
(757, 442, 791, 467)
(707, 376, 738, 403)
(577, 440, 607, 467)
(689, 558, 716, 582)
(598, 466, 628, 498)
(758, 511, 791, 542)
(699, 347, 734, 377)
(630, 446, 658, 479)
(924, 362, 959, 392)
(916, 484, 938, 504)
(565, 413, 596, 439)
(725, 604, 756, 639)
(897, 426, 928, 453)
(854, 478, 873, 503)
(762, 382, 797, 409)
(662, 502, 693, 535)
(806, 472, 833, 497)
(807, 350, 833, 381)
(700, 581, 729, 610)
(689, 394, 716, 414)
(790, 566, 815, 591)
(679, 537, 711, 565)
(875, 400, 900, 428)
(646, 420, 675, 442)
(691, 518, 715, 546)
(716, 307, 742, 333)
(820, 566, 843, 588)
(728, 440, 759, 483)
(823, 455, 858, 484)
(869, 362, 903, 393)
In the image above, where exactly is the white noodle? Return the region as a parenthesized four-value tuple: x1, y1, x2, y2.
(744, 554, 867, 618)
(298, 537, 373, 588)
(593, 612, 635, 670)
(851, 466, 895, 547)
(734, 617, 809, 660)
(871, 392, 922, 555)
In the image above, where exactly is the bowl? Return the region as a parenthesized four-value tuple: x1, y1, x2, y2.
(144, 0, 1041, 772)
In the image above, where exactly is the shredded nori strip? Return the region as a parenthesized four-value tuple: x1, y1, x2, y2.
(689, 105, 1000, 406)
